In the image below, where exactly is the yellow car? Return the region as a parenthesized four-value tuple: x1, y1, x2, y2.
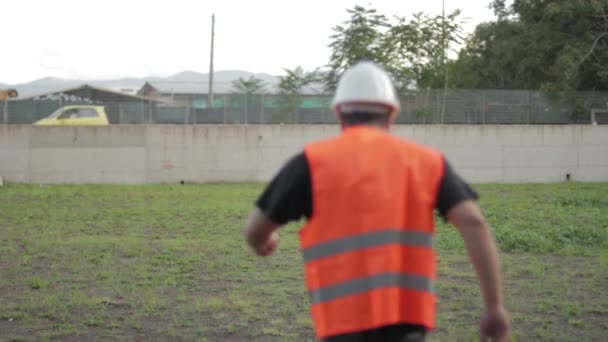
(33, 105, 109, 126)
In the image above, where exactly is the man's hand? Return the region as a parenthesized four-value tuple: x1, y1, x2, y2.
(244, 208, 280, 257)
(480, 306, 511, 341)
(255, 231, 280, 256)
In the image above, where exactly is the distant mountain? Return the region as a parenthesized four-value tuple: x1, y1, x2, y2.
(3, 70, 282, 98)
(8, 77, 85, 97)
(163, 70, 279, 87)
(167, 70, 208, 82)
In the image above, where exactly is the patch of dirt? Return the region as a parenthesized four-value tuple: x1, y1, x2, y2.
(0, 320, 30, 340)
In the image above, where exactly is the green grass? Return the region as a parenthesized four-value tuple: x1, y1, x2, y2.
(0, 182, 607, 341)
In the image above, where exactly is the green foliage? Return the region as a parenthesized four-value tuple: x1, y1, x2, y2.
(413, 107, 433, 123)
(229, 76, 267, 111)
(283, 1, 608, 98)
(327, 5, 464, 92)
(327, 6, 391, 90)
(275, 67, 319, 122)
(230, 76, 267, 96)
(394, 10, 465, 90)
(29, 277, 48, 290)
(447, 0, 608, 95)
(571, 97, 591, 122)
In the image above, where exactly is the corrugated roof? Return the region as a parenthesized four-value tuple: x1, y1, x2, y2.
(11, 84, 158, 102)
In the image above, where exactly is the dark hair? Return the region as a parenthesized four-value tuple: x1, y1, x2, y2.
(339, 112, 391, 126)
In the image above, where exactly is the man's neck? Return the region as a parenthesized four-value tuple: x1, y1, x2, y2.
(341, 123, 389, 131)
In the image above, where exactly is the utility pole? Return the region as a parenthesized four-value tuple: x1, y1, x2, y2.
(208, 14, 216, 109)
(440, 0, 448, 124)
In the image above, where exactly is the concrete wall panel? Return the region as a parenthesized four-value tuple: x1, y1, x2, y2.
(1, 125, 607, 184)
(0, 125, 30, 182)
(28, 147, 146, 184)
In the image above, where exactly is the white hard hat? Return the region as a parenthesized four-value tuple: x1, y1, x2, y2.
(332, 61, 400, 116)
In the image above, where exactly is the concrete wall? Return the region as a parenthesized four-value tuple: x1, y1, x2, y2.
(1, 125, 607, 184)
(394, 125, 608, 183)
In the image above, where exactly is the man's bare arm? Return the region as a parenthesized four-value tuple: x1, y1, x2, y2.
(446, 200, 511, 341)
(447, 200, 503, 309)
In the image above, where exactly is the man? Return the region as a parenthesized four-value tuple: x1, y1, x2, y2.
(244, 61, 511, 342)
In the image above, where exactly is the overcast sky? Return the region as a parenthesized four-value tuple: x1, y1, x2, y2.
(1, 0, 496, 84)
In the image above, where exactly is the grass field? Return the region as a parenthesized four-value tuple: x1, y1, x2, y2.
(1, 182, 607, 341)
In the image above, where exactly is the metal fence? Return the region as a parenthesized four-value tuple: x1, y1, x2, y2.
(3, 89, 608, 124)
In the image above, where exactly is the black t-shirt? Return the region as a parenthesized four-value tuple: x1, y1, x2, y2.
(256, 152, 478, 225)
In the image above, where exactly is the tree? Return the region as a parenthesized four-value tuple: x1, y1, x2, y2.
(389, 10, 465, 90)
(230, 76, 267, 95)
(326, 5, 464, 92)
(326, 6, 391, 91)
(449, 0, 608, 95)
(275, 67, 318, 123)
(230, 76, 267, 123)
(441, 20, 535, 89)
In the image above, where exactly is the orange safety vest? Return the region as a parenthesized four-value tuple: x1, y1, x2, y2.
(301, 126, 444, 339)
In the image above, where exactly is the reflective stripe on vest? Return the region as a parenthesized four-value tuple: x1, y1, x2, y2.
(310, 272, 435, 304)
(302, 229, 433, 263)
(303, 229, 435, 304)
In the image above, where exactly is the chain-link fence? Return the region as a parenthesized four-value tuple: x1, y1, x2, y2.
(3, 89, 608, 124)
